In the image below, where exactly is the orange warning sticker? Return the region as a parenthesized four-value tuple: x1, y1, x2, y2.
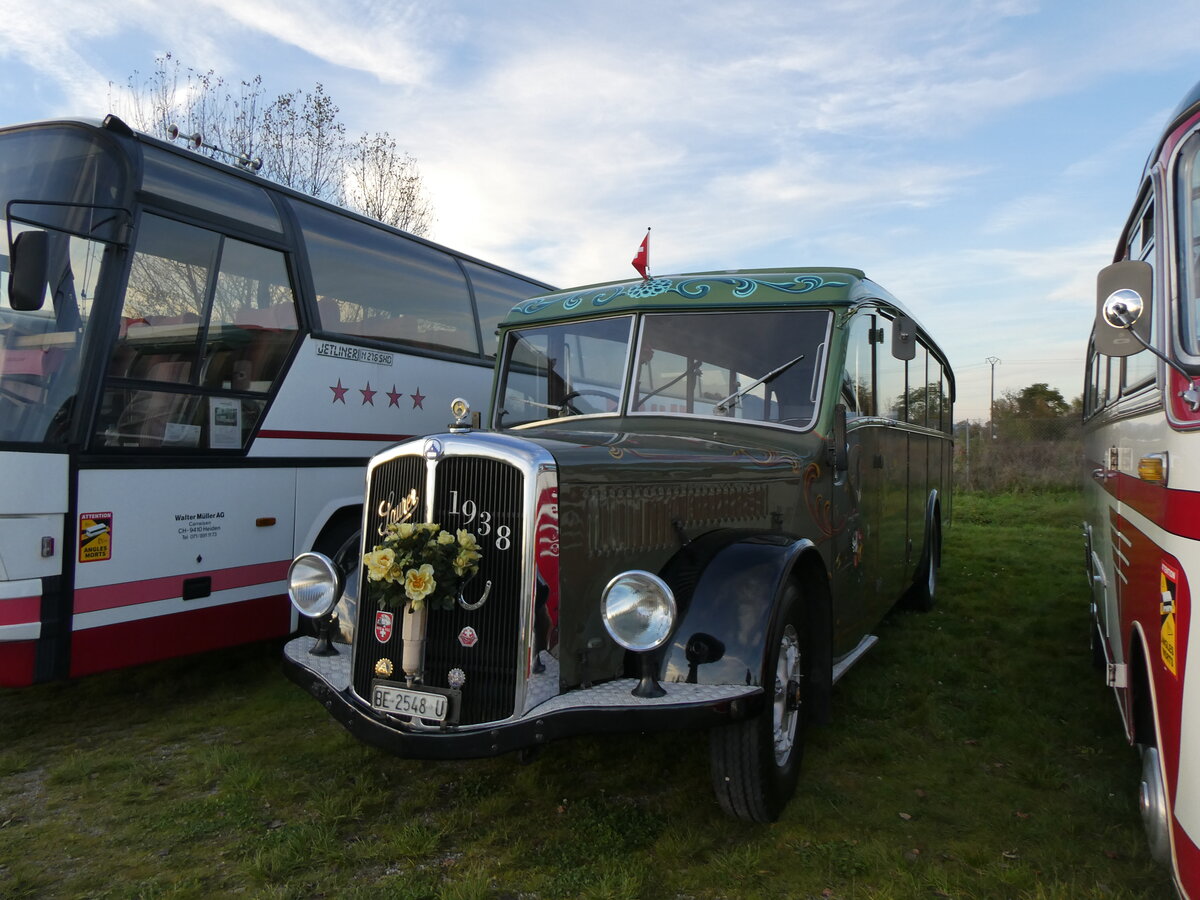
(1161, 562, 1178, 677)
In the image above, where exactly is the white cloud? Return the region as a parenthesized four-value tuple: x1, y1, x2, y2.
(193, 0, 439, 86)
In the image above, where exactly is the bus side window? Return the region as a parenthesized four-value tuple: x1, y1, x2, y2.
(876, 315, 906, 421)
(96, 216, 298, 449)
(207, 239, 298, 392)
(846, 313, 875, 417)
(1123, 192, 1157, 391)
(906, 342, 929, 428)
(464, 261, 541, 359)
(295, 202, 479, 356)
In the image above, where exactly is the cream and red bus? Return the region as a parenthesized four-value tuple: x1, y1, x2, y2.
(1085, 79, 1200, 896)
(0, 115, 550, 687)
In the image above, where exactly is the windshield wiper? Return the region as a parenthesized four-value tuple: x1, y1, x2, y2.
(714, 353, 805, 415)
(635, 360, 703, 409)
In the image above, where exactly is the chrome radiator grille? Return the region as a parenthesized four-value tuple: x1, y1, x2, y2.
(353, 451, 527, 727)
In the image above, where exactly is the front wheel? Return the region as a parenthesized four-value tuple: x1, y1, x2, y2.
(709, 581, 806, 822)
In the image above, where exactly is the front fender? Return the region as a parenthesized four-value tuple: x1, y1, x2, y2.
(660, 534, 813, 687)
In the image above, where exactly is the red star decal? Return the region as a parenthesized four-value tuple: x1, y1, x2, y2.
(386, 385, 402, 408)
(360, 382, 377, 405)
(330, 379, 348, 403)
(410, 387, 426, 409)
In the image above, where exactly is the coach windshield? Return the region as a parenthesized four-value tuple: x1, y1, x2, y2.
(633, 309, 831, 427)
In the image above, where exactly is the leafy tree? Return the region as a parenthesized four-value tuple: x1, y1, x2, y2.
(991, 382, 1076, 441)
(109, 54, 433, 235)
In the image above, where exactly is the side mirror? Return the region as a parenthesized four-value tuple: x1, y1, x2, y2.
(892, 315, 917, 361)
(1095, 260, 1153, 357)
(8, 230, 50, 312)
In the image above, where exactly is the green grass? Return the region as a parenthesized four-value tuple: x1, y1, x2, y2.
(0, 492, 1175, 898)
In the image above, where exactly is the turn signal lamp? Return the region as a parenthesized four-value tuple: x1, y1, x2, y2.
(1137, 454, 1167, 485)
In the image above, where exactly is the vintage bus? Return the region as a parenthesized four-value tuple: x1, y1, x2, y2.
(0, 115, 551, 687)
(1085, 80, 1200, 897)
(282, 267, 954, 821)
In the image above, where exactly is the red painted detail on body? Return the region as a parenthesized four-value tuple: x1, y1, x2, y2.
(256, 429, 414, 443)
(74, 560, 291, 614)
(0, 594, 41, 627)
(68, 594, 290, 679)
(0, 640, 37, 687)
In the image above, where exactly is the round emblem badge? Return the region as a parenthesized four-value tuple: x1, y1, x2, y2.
(448, 667, 467, 689)
(374, 658, 394, 677)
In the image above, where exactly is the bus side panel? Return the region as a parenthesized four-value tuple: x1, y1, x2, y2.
(72, 466, 299, 676)
(69, 594, 288, 677)
(0, 638, 37, 687)
(879, 424, 910, 601)
(906, 431, 930, 578)
(249, 336, 494, 458)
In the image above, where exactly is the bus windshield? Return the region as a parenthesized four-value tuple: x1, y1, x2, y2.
(0, 126, 127, 444)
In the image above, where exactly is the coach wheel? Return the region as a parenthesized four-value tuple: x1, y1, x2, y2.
(903, 521, 939, 612)
(709, 580, 806, 822)
(1139, 744, 1172, 866)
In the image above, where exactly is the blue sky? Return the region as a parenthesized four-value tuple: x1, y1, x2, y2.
(2, 0, 1199, 420)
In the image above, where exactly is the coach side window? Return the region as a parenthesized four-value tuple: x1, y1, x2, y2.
(876, 315, 906, 421)
(1123, 193, 1157, 390)
(295, 201, 479, 357)
(844, 313, 875, 416)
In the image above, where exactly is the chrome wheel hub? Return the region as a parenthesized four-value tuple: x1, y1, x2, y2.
(1139, 745, 1171, 866)
(772, 625, 801, 766)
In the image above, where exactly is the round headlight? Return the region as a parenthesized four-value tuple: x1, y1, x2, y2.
(288, 552, 342, 619)
(601, 571, 677, 652)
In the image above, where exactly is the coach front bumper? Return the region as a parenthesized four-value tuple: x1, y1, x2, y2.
(283, 636, 764, 759)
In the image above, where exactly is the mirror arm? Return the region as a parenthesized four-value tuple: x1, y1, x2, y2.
(1126, 328, 1200, 411)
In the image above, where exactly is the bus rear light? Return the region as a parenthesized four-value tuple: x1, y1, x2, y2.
(1137, 454, 1168, 485)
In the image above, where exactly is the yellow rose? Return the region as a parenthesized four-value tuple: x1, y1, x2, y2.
(453, 549, 481, 576)
(396, 523, 416, 540)
(404, 563, 436, 604)
(364, 547, 396, 582)
(457, 529, 480, 552)
(437, 530, 456, 546)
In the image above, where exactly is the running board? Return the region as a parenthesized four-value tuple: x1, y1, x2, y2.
(831, 634, 878, 684)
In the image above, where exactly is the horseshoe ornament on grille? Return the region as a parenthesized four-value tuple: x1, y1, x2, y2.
(458, 579, 493, 611)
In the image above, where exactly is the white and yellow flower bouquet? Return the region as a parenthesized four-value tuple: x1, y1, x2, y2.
(363, 522, 482, 612)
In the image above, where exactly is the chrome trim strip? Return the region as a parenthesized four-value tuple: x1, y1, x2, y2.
(831, 634, 878, 684)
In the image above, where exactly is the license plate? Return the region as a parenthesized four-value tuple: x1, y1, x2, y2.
(371, 682, 450, 722)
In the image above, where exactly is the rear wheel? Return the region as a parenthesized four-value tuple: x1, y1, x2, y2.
(903, 520, 940, 611)
(1139, 743, 1171, 866)
(709, 581, 806, 822)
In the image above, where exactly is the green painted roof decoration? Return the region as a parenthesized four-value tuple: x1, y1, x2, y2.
(512, 273, 854, 318)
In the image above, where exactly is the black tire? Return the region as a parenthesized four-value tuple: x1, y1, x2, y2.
(709, 581, 806, 822)
(903, 520, 939, 612)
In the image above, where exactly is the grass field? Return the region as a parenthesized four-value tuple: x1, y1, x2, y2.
(0, 492, 1177, 899)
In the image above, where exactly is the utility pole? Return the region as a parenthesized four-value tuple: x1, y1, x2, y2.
(986, 356, 1000, 440)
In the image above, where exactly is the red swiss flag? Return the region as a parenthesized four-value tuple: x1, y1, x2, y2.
(631, 230, 650, 280)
